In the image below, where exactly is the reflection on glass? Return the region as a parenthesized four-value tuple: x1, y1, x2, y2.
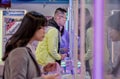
(104, 1, 120, 79)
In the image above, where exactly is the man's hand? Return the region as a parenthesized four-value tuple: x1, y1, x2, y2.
(43, 63, 57, 72)
(60, 54, 67, 60)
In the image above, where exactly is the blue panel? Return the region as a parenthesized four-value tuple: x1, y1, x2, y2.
(12, 0, 69, 4)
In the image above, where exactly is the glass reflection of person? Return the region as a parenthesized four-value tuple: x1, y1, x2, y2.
(107, 12, 120, 79)
(78, 8, 92, 78)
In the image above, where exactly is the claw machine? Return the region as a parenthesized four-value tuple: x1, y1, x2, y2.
(0, 9, 26, 64)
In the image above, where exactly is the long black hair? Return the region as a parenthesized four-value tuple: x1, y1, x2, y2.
(2, 11, 47, 61)
(78, 8, 92, 36)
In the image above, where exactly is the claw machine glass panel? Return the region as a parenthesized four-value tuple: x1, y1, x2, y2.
(0, 9, 26, 64)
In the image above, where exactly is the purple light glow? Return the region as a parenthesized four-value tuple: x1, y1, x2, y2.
(94, 0, 104, 79)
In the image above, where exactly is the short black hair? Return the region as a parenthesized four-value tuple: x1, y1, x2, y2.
(107, 12, 120, 31)
(55, 8, 67, 14)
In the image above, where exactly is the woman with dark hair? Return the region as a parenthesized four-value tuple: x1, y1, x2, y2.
(78, 8, 92, 78)
(85, 9, 109, 79)
(107, 12, 120, 79)
(2, 11, 58, 79)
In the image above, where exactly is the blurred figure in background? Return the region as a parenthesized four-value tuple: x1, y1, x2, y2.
(107, 12, 120, 79)
(84, 8, 109, 79)
(78, 8, 92, 78)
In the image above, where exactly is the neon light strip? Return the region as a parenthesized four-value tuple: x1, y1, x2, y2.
(94, 0, 104, 79)
(0, 10, 3, 64)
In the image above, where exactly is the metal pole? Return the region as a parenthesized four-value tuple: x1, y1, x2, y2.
(0, 10, 3, 64)
(80, 0, 86, 79)
(69, 0, 73, 61)
(69, 0, 74, 78)
(72, 0, 79, 78)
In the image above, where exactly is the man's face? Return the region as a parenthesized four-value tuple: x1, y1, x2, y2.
(108, 27, 120, 41)
(58, 13, 67, 27)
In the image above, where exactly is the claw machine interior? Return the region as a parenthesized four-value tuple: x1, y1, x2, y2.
(0, 9, 26, 65)
(62, 0, 93, 79)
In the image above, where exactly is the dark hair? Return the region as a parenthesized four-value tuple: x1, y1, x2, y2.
(78, 8, 90, 16)
(78, 8, 92, 36)
(107, 12, 120, 31)
(2, 11, 47, 61)
(78, 8, 92, 30)
(55, 8, 67, 15)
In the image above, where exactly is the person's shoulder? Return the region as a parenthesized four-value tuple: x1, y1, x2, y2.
(12, 47, 26, 52)
(87, 27, 93, 33)
(9, 47, 28, 57)
(8, 47, 29, 63)
(46, 26, 58, 33)
(87, 27, 93, 31)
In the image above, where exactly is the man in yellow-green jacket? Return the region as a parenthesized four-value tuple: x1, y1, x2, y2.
(36, 8, 67, 66)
